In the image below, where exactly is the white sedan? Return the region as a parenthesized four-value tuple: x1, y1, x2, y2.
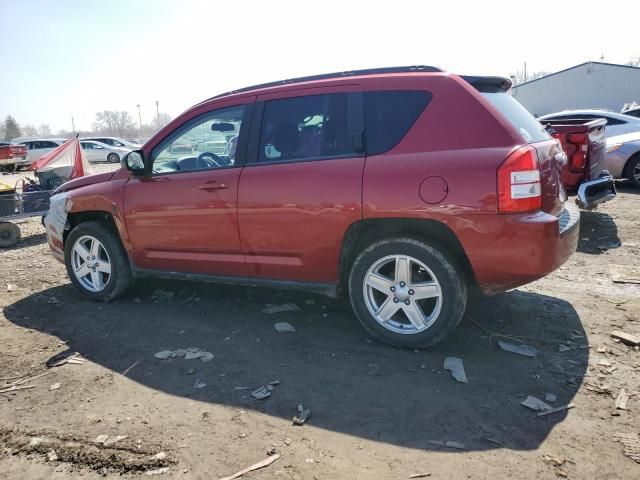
(80, 140, 130, 164)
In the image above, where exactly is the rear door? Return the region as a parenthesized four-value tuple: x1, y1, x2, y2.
(238, 86, 364, 284)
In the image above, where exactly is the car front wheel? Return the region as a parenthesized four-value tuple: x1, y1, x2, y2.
(627, 154, 640, 189)
(64, 221, 132, 301)
(107, 152, 120, 163)
(349, 238, 467, 348)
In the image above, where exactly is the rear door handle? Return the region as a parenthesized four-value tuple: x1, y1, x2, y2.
(198, 181, 229, 191)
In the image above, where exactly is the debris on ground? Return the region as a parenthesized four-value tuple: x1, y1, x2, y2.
(153, 348, 214, 362)
(94, 434, 109, 444)
(610, 264, 640, 284)
(194, 380, 207, 389)
(151, 452, 167, 461)
(443, 357, 467, 383)
(293, 403, 311, 425)
(597, 358, 612, 367)
(49, 382, 61, 391)
(273, 321, 296, 333)
(521, 396, 551, 412)
(542, 454, 568, 477)
(151, 289, 174, 302)
(409, 473, 431, 478)
(615, 389, 629, 410)
(251, 386, 271, 400)
(6, 283, 15, 292)
(46, 352, 86, 368)
(218, 453, 280, 480)
(0, 371, 50, 394)
(497, 340, 538, 357)
(610, 330, 640, 346)
(262, 303, 300, 314)
(545, 392, 557, 403)
(615, 432, 640, 463)
(46, 449, 58, 462)
(146, 467, 170, 475)
(104, 435, 128, 447)
(537, 403, 575, 417)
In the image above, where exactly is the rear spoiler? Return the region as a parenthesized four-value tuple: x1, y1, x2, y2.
(461, 75, 512, 92)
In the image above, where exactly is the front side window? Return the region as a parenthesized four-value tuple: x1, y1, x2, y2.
(81, 142, 93, 149)
(152, 105, 245, 174)
(258, 93, 353, 163)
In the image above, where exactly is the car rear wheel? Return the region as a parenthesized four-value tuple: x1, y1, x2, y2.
(64, 221, 132, 301)
(348, 238, 467, 348)
(626, 154, 640, 189)
(107, 152, 120, 164)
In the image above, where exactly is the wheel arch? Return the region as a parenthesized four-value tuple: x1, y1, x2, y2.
(622, 151, 640, 180)
(64, 211, 119, 245)
(337, 218, 477, 297)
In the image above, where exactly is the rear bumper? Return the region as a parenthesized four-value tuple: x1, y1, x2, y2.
(575, 172, 616, 210)
(458, 204, 580, 294)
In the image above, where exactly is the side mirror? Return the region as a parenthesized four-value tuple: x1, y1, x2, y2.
(124, 150, 146, 175)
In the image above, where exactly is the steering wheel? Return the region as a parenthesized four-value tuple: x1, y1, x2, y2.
(197, 152, 224, 168)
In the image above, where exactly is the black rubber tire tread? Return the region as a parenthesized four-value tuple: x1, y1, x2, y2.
(0, 222, 21, 248)
(626, 154, 640, 189)
(348, 237, 467, 348)
(64, 221, 133, 302)
(108, 153, 120, 164)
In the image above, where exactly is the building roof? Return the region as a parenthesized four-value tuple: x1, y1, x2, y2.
(514, 61, 640, 88)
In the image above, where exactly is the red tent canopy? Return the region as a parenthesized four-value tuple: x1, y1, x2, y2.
(30, 137, 91, 179)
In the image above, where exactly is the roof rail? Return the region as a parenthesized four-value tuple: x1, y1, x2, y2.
(210, 65, 443, 100)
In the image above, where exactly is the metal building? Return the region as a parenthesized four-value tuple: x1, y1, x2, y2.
(511, 61, 640, 117)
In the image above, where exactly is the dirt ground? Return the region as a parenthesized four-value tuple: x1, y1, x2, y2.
(0, 182, 639, 480)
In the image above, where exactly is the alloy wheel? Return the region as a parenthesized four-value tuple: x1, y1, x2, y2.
(71, 235, 111, 292)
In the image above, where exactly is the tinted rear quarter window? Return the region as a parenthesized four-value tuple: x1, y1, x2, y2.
(482, 92, 550, 143)
(364, 91, 432, 155)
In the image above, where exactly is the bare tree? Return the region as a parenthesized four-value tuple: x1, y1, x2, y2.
(627, 54, 640, 67)
(22, 124, 38, 136)
(3, 116, 21, 139)
(510, 69, 550, 86)
(151, 112, 172, 131)
(93, 110, 136, 137)
(0, 122, 5, 140)
(38, 124, 51, 136)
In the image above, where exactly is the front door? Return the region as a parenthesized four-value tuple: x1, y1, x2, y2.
(238, 87, 364, 284)
(123, 102, 252, 276)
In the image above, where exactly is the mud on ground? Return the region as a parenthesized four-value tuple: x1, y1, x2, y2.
(0, 186, 639, 479)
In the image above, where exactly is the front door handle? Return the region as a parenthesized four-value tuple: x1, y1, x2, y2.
(198, 181, 229, 192)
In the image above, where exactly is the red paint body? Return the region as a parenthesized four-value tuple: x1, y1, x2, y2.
(51, 71, 579, 295)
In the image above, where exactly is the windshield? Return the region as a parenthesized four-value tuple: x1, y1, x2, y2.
(482, 92, 550, 143)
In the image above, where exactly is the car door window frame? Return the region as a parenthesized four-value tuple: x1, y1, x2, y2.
(148, 102, 254, 177)
(245, 88, 364, 167)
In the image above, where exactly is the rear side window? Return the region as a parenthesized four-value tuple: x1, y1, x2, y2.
(482, 92, 550, 143)
(364, 91, 432, 155)
(258, 93, 353, 163)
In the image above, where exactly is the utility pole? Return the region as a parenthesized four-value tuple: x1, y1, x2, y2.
(136, 104, 142, 131)
(155, 100, 159, 120)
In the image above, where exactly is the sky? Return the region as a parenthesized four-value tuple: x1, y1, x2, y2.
(1, 0, 639, 133)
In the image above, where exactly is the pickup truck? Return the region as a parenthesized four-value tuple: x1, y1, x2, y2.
(0, 142, 28, 172)
(539, 118, 616, 209)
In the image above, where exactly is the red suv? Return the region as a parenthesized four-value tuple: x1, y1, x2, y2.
(44, 66, 579, 348)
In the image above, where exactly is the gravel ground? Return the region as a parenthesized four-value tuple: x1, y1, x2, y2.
(0, 181, 639, 479)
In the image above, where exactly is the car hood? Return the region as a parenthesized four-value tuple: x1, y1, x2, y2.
(53, 170, 119, 194)
(607, 131, 640, 145)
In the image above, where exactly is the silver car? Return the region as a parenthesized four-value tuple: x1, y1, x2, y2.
(606, 132, 640, 188)
(80, 140, 130, 163)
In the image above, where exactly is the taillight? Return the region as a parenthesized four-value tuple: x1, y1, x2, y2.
(497, 145, 542, 213)
(566, 133, 588, 171)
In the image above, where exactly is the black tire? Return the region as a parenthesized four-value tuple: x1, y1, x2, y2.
(0, 222, 20, 248)
(107, 152, 120, 164)
(626, 154, 640, 189)
(64, 221, 133, 301)
(348, 237, 467, 348)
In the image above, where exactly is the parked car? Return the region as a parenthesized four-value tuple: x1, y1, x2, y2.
(539, 110, 640, 137)
(0, 142, 28, 172)
(605, 131, 640, 188)
(621, 106, 640, 119)
(44, 66, 580, 348)
(538, 118, 616, 208)
(19, 138, 66, 166)
(81, 137, 141, 149)
(80, 140, 130, 164)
